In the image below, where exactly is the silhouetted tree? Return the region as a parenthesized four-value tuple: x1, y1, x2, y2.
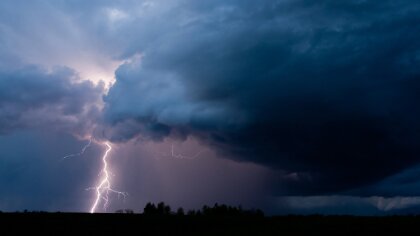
(157, 202, 170, 215)
(157, 202, 164, 215)
(144, 202, 157, 215)
(144, 202, 173, 216)
(143, 202, 264, 218)
(164, 205, 171, 215)
(187, 210, 196, 216)
(176, 207, 185, 216)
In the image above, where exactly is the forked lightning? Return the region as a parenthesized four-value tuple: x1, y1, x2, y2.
(90, 142, 127, 213)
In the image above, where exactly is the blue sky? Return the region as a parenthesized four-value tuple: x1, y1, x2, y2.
(0, 0, 420, 215)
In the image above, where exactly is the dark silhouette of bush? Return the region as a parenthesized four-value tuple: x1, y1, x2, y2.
(124, 209, 134, 214)
(199, 203, 264, 218)
(115, 209, 134, 214)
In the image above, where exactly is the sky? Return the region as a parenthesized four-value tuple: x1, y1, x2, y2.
(0, 0, 419, 215)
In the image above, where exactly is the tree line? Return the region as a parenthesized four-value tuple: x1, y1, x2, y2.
(116, 202, 264, 218)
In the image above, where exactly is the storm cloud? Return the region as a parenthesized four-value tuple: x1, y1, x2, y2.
(103, 0, 420, 194)
(1, 0, 420, 213)
(0, 65, 103, 135)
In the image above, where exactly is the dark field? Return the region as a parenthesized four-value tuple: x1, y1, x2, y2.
(1, 213, 420, 235)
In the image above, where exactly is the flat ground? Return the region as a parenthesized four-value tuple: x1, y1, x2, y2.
(1, 213, 420, 235)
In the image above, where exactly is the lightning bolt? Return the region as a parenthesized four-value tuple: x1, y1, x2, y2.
(62, 138, 92, 160)
(171, 144, 204, 160)
(89, 142, 127, 213)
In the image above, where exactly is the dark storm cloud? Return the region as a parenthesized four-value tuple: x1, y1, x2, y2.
(104, 0, 420, 194)
(348, 164, 420, 197)
(0, 65, 103, 135)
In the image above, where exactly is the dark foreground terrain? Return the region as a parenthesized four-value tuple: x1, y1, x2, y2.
(1, 213, 420, 235)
